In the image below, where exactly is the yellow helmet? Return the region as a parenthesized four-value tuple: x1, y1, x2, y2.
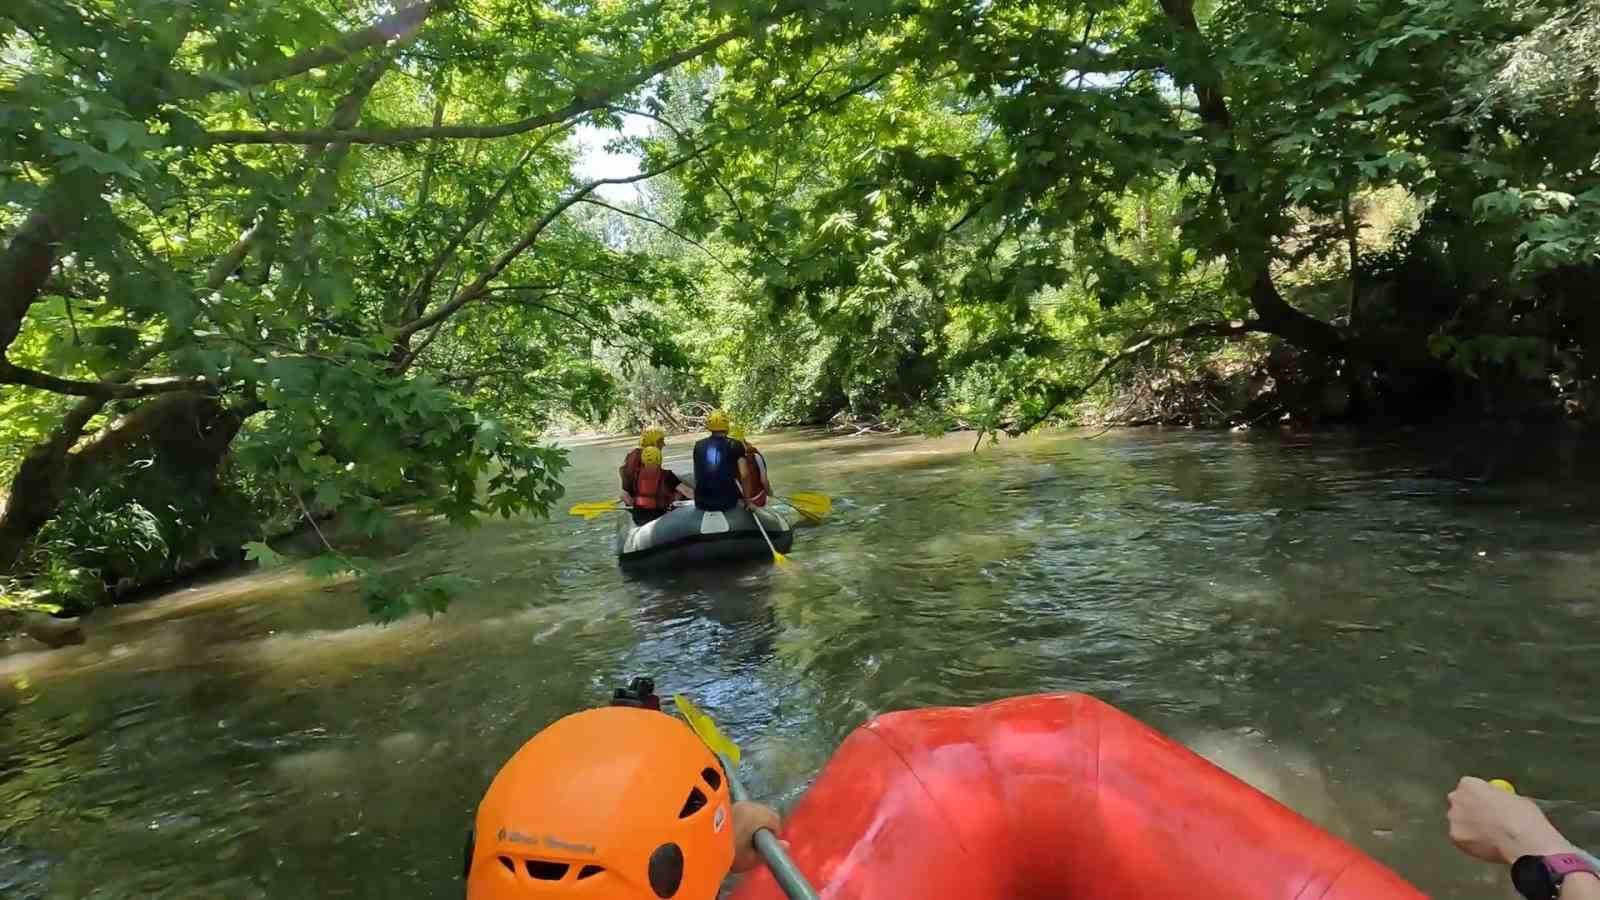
(728, 424, 747, 442)
(705, 410, 730, 433)
(641, 446, 663, 467)
(639, 428, 666, 449)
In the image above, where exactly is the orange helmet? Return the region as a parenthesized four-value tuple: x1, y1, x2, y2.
(465, 706, 734, 900)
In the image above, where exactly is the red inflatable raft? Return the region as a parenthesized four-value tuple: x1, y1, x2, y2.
(730, 693, 1424, 900)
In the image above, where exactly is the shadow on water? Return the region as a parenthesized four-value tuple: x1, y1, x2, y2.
(3, 426, 1600, 898)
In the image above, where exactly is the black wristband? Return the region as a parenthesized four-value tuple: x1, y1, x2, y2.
(1513, 855, 1560, 900)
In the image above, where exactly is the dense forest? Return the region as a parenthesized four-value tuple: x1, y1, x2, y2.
(2, 0, 1596, 615)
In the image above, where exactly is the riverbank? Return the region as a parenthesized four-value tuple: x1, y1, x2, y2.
(6, 370, 1593, 654)
(1074, 338, 1599, 431)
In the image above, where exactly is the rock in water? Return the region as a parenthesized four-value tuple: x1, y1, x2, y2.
(22, 613, 85, 648)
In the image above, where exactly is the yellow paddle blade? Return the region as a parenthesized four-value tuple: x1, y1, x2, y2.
(672, 694, 742, 766)
(772, 550, 789, 566)
(784, 492, 832, 522)
(568, 500, 622, 519)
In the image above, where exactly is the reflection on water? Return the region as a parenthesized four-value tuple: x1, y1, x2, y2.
(4, 428, 1600, 898)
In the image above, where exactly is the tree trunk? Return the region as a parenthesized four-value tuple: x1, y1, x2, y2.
(0, 395, 108, 572)
(1342, 187, 1361, 327)
(0, 173, 102, 357)
(1157, 0, 1347, 359)
(0, 393, 249, 573)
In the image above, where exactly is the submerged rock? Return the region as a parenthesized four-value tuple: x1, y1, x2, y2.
(0, 610, 85, 649)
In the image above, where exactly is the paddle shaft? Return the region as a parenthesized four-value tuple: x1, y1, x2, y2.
(737, 482, 785, 560)
(717, 753, 820, 900)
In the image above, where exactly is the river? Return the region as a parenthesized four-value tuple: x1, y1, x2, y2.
(2, 428, 1598, 898)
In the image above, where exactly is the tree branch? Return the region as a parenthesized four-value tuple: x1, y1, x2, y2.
(576, 196, 749, 285)
(166, 1, 444, 99)
(397, 141, 546, 325)
(0, 173, 99, 358)
(1008, 319, 1263, 435)
(393, 146, 707, 349)
(282, 49, 405, 296)
(606, 104, 750, 226)
(202, 18, 774, 146)
(1156, 0, 1346, 357)
(0, 360, 211, 400)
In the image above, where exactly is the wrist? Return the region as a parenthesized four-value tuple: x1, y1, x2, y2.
(1506, 828, 1579, 861)
(1512, 841, 1582, 862)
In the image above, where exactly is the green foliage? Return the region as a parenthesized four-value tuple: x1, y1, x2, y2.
(1, 0, 723, 614)
(633, 0, 1600, 426)
(8, 0, 1600, 619)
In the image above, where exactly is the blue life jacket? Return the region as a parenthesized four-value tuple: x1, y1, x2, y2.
(692, 433, 745, 511)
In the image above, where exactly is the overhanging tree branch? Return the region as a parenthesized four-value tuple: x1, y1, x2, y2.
(576, 196, 750, 286)
(394, 146, 708, 353)
(1156, 0, 1346, 357)
(0, 174, 100, 359)
(0, 361, 211, 400)
(203, 15, 787, 146)
(1008, 318, 1263, 435)
(397, 141, 548, 326)
(166, 1, 445, 99)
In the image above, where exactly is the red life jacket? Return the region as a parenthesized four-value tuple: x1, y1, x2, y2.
(739, 445, 770, 507)
(619, 448, 643, 494)
(632, 464, 675, 510)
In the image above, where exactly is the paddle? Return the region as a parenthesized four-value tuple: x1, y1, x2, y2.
(568, 499, 624, 519)
(673, 695, 820, 900)
(778, 492, 832, 523)
(574, 494, 830, 525)
(739, 487, 789, 566)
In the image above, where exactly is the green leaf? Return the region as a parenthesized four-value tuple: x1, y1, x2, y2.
(313, 481, 342, 510)
(243, 542, 284, 568)
(1366, 93, 1408, 114)
(305, 555, 358, 580)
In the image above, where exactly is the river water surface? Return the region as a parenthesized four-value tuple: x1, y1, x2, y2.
(3, 428, 1599, 898)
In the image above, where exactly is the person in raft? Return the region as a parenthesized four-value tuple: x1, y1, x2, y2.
(692, 410, 745, 512)
(728, 423, 770, 509)
(463, 690, 782, 900)
(619, 427, 667, 506)
(628, 446, 692, 526)
(1449, 775, 1600, 899)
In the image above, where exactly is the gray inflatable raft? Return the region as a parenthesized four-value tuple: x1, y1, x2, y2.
(616, 504, 793, 569)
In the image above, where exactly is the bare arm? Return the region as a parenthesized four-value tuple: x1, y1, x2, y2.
(736, 457, 753, 508)
(1449, 776, 1600, 898)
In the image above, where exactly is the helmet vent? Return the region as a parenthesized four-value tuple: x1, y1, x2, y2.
(498, 856, 516, 874)
(701, 767, 722, 791)
(525, 860, 570, 881)
(577, 865, 605, 880)
(678, 786, 708, 818)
